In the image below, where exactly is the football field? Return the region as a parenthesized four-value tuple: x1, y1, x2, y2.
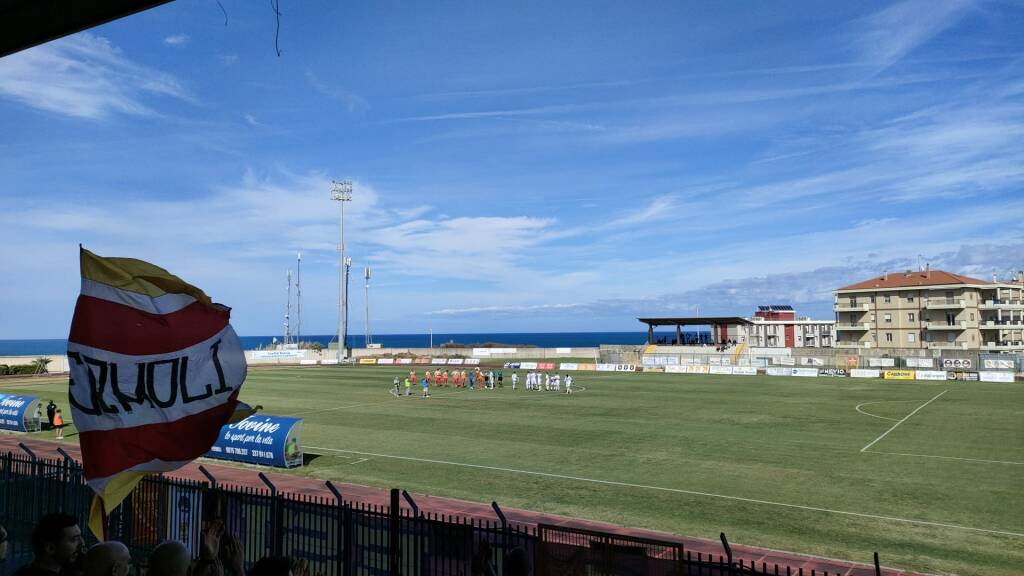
(3, 367, 1022, 575)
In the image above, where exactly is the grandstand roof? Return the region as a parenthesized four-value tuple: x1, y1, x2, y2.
(836, 270, 990, 291)
(637, 316, 753, 326)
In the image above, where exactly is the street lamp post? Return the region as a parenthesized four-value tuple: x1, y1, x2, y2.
(331, 180, 353, 362)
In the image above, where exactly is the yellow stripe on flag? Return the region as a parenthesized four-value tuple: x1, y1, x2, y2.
(88, 471, 148, 539)
(80, 247, 214, 305)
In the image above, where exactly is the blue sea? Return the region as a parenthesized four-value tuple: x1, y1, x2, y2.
(0, 331, 709, 356)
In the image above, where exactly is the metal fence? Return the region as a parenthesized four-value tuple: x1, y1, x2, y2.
(1, 451, 882, 576)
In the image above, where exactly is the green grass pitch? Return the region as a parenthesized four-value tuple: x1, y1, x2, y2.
(4, 367, 1022, 575)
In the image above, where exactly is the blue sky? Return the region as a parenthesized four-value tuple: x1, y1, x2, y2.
(2, 0, 1023, 339)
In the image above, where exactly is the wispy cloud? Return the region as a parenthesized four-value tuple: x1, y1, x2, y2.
(244, 113, 259, 126)
(163, 34, 191, 47)
(852, 0, 974, 71)
(305, 70, 367, 112)
(0, 32, 193, 119)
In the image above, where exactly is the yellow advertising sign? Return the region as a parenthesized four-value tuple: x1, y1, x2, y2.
(883, 369, 914, 380)
(358, 358, 378, 365)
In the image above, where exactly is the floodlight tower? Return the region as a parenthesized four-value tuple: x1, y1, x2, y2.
(295, 252, 302, 343)
(284, 268, 292, 345)
(364, 266, 372, 348)
(344, 256, 352, 356)
(331, 180, 353, 361)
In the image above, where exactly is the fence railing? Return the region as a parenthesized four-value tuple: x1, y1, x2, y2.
(1, 451, 883, 576)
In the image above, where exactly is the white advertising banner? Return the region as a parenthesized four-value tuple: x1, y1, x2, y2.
(596, 364, 616, 372)
(766, 367, 793, 376)
(251, 350, 305, 360)
(905, 358, 933, 368)
(792, 368, 819, 377)
(447, 358, 464, 365)
(560, 363, 579, 371)
(396, 358, 413, 365)
(375, 358, 394, 365)
(983, 359, 1014, 369)
(868, 358, 896, 367)
(800, 357, 824, 366)
(299, 360, 317, 365)
(915, 370, 948, 381)
(942, 358, 972, 369)
(979, 371, 1015, 382)
(664, 365, 687, 374)
(850, 368, 880, 378)
(709, 366, 734, 375)
(773, 357, 796, 366)
(463, 358, 481, 365)
(555, 347, 572, 354)
(321, 359, 339, 365)
(732, 366, 758, 375)
(519, 361, 537, 369)
(687, 365, 710, 374)
(431, 358, 448, 365)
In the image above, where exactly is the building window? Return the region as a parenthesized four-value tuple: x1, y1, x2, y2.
(885, 333, 893, 343)
(884, 313, 892, 323)
(870, 295, 875, 303)
(908, 313, 915, 322)
(970, 313, 975, 321)
(907, 295, 915, 303)
(884, 295, 891, 303)
(947, 333, 956, 343)
(907, 333, 916, 343)
(870, 313, 876, 322)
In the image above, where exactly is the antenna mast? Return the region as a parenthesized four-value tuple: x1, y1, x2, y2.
(364, 266, 372, 347)
(284, 268, 292, 345)
(296, 252, 302, 343)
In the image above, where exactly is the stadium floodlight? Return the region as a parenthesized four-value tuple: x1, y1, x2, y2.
(331, 180, 353, 362)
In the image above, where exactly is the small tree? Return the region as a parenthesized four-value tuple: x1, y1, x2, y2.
(31, 357, 52, 374)
(309, 341, 324, 353)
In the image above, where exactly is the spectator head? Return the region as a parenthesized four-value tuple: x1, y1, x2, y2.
(248, 556, 293, 576)
(84, 541, 131, 576)
(0, 524, 8, 563)
(31, 513, 83, 569)
(147, 541, 189, 576)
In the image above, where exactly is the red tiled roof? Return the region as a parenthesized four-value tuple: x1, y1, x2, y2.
(837, 270, 990, 291)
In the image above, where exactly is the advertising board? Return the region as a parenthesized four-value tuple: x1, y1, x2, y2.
(915, 370, 947, 381)
(0, 394, 41, 432)
(207, 415, 303, 468)
(560, 363, 579, 370)
(766, 367, 793, 376)
(732, 366, 758, 375)
(869, 358, 896, 367)
(979, 371, 1014, 382)
(942, 358, 972, 370)
(709, 366, 733, 375)
(819, 368, 847, 377)
(883, 370, 915, 380)
(850, 369, 880, 378)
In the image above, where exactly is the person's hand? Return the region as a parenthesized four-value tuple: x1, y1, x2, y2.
(221, 531, 244, 576)
(200, 519, 224, 561)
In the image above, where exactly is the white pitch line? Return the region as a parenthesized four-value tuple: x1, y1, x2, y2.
(860, 389, 948, 453)
(305, 445, 1024, 538)
(854, 402, 899, 422)
(349, 458, 370, 465)
(866, 450, 1024, 466)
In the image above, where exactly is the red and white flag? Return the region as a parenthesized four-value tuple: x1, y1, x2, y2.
(67, 247, 248, 537)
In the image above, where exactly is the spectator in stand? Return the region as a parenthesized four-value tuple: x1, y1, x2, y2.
(82, 541, 131, 576)
(14, 513, 84, 576)
(147, 542, 190, 576)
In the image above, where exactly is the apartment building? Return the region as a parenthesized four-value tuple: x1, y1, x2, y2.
(740, 305, 834, 348)
(833, 268, 1024, 352)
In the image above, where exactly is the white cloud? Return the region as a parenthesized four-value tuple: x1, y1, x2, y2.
(244, 113, 259, 126)
(163, 34, 191, 46)
(305, 70, 367, 113)
(0, 32, 193, 119)
(218, 54, 239, 66)
(853, 0, 974, 71)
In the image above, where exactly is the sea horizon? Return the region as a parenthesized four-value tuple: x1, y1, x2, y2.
(0, 329, 713, 357)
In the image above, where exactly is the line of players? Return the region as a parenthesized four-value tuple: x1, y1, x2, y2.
(392, 368, 574, 397)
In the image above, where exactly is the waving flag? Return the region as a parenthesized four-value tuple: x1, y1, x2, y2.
(67, 247, 248, 537)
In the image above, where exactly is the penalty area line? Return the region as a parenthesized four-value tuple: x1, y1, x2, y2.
(304, 445, 1024, 538)
(864, 450, 1024, 466)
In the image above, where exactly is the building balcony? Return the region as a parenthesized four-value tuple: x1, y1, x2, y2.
(926, 341, 969, 350)
(982, 342, 1024, 351)
(925, 298, 967, 309)
(835, 323, 871, 331)
(835, 303, 870, 312)
(981, 321, 1024, 330)
(979, 300, 1024, 310)
(924, 321, 976, 330)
